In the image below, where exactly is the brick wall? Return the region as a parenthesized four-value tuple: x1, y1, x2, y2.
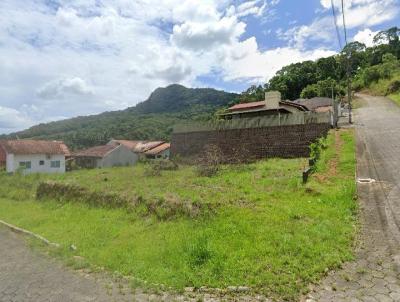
(171, 123, 330, 162)
(0, 145, 6, 167)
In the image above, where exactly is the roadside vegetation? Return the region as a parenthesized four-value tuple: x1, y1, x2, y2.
(0, 130, 356, 300)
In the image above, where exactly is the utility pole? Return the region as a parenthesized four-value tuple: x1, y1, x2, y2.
(341, 0, 352, 124)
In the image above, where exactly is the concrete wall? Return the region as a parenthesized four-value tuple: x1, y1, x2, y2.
(171, 123, 330, 162)
(7, 154, 66, 174)
(101, 145, 138, 168)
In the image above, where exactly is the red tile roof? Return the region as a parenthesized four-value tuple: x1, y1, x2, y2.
(145, 143, 170, 155)
(111, 140, 164, 153)
(228, 101, 266, 111)
(227, 100, 309, 113)
(0, 140, 70, 155)
(73, 145, 117, 158)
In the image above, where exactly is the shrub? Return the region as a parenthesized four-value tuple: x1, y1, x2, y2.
(144, 159, 178, 177)
(309, 136, 328, 172)
(387, 80, 400, 94)
(196, 144, 223, 177)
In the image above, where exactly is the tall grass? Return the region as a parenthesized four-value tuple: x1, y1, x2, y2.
(0, 130, 356, 300)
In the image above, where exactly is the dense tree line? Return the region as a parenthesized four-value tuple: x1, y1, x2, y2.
(238, 27, 400, 102)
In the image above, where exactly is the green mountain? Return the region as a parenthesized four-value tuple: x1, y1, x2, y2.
(1, 84, 238, 150)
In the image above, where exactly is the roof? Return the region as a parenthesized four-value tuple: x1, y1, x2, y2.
(145, 143, 170, 155)
(225, 100, 308, 114)
(0, 140, 70, 155)
(73, 145, 117, 158)
(228, 101, 266, 111)
(293, 97, 333, 111)
(111, 140, 164, 153)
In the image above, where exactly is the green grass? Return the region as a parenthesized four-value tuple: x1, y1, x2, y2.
(0, 130, 356, 300)
(388, 93, 400, 106)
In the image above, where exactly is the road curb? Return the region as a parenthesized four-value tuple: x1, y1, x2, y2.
(0, 219, 60, 248)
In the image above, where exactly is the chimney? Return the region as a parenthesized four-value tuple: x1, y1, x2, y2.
(265, 91, 281, 109)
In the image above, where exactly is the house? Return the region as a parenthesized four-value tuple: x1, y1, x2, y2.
(108, 140, 170, 159)
(0, 140, 70, 174)
(221, 91, 309, 120)
(293, 97, 335, 113)
(73, 144, 138, 169)
(144, 142, 170, 159)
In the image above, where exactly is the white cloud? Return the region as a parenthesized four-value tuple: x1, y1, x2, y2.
(171, 16, 246, 50)
(353, 28, 379, 47)
(0, 106, 34, 133)
(0, 0, 383, 134)
(37, 77, 94, 99)
(284, 0, 399, 48)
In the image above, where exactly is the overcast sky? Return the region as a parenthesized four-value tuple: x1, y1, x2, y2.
(0, 0, 399, 134)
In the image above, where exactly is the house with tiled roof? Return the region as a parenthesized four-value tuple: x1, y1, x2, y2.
(108, 140, 170, 159)
(144, 142, 170, 159)
(73, 143, 138, 169)
(221, 91, 309, 120)
(0, 140, 70, 174)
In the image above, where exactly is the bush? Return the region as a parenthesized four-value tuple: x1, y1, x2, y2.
(387, 80, 400, 94)
(196, 145, 223, 177)
(309, 137, 328, 172)
(144, 159, 178, 177)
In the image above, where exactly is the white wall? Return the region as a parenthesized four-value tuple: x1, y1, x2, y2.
(7, 154, 66, 174)
(6, 154, 14, 173)
(101, 145, 138, 168)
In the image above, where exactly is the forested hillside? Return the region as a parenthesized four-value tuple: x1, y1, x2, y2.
(0, 85, 238, 150)
(238, 27, 400, 103)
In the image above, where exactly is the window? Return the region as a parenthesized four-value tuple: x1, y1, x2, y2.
(50, 161, 61, 168)
(19, 161, 31, 169)
(39, 160, 45, 166)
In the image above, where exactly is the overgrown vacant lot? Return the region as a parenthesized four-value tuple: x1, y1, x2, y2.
(0, 130, 356, 300)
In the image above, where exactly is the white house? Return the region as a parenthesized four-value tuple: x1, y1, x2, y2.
(73, 144, 138, 169)
(0, 140, 70, 174)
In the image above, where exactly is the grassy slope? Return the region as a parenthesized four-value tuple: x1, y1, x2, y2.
(365, 71, 400, 106)
(0, 130, 356, 300)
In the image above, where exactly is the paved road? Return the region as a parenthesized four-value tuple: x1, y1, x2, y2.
(0, 227, 126, 302)
(306, 94, 400, 301)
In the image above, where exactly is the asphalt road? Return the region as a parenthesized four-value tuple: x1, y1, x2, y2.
(307, 94, 400, 301)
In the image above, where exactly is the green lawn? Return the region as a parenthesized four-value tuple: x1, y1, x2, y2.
(0, 130, 356, 300)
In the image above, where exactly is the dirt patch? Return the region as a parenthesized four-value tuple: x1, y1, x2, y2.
(314, 130, 343, 182)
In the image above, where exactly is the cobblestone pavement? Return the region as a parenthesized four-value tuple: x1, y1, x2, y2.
(0, 226, 270, 302)
(305, 94, 400, 302)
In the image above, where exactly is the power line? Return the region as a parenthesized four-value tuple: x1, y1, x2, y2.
(330, 0, 342, 50)
(340, 0, 348, 45)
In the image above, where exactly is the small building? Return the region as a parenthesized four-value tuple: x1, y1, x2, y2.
(73, 144, 138, 169)
(144, 142, 170, 159)
(0, 140, 70, 174)
(221, 91, 308, 120)
(108, 140, 170, 159)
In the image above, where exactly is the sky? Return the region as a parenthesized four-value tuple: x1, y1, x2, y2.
(0, 0, 399, 134)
